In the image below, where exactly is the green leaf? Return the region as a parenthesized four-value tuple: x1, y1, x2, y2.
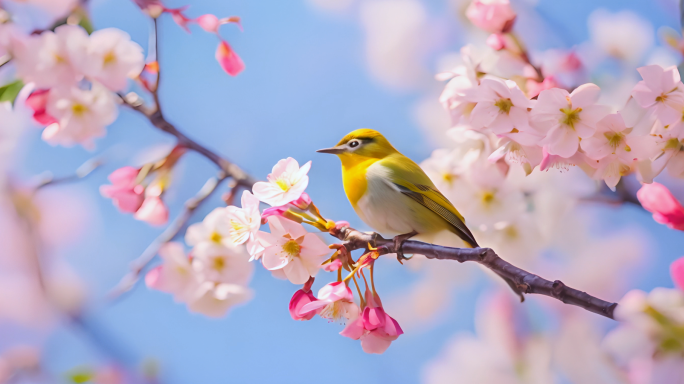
(0, 79, 24, 104)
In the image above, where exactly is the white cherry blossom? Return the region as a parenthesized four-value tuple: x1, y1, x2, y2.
(225, 191, 261, 246)
(252, 157, 311, 206)
(470, 78, 535, 134)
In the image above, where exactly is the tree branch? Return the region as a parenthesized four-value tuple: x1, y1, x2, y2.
(108, 174, 229, 299)
(329, 225, 618, 320)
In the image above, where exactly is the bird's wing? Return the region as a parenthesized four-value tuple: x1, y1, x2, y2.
(381, 155, 479, 248)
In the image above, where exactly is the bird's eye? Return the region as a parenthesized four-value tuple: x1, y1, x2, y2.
(349, 140, 360, 148)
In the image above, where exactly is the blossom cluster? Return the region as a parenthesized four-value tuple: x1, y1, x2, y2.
(440, 0, 684, 191)
(143, 157, 404, 353)
(0, 0, 244, 150)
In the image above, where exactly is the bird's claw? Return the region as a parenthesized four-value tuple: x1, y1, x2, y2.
(393, 231, 418, 265)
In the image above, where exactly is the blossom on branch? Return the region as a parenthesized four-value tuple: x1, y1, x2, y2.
(636, 182, 684, 231)
(253, 157, 311, 207)
(340, 291, 403, 354)
(465, 0, 516, 34)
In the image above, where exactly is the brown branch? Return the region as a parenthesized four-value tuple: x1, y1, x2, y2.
(329, 226, 618, 320)
(107, 174, 229, 299)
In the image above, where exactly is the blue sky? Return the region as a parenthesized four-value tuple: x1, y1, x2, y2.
(9, 0, 684, 382)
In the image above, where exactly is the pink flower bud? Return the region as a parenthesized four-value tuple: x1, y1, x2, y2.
(134, 196, 169, 226)
(671, 257, 684, 291)
(486, 33, 506, 50)
(291, 192, 312, 210)
(25, 89, 57, 126)
(100, 167, 145, 213)
(261, 206, 287, 225)
(215, 40, 245, 76)
(197, 14, 220, 34)
(526, 76, 559, 98)
(466, 0, 516, 33)
(289, 289, 317, 321)
(637, 182, 684, 231)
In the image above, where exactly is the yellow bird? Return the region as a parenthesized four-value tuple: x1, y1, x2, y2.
(317, 129, 523, 300)
(316, 128, 479, 251)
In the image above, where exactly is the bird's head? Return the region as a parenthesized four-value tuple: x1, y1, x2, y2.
(316, 129, 398, 162)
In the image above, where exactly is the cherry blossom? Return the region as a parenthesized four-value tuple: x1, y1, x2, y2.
(603, 288, 684, 370)
(186, 282, 252, 318)
(25, 89, 56, 125)
(43, 84, 118, 148)
(134, 196, 169, 226)
(470, 78, 535, 135)
(99, 166, 144, 213)
(257, 216, 329, 284)
(581, 113, 656, 189)
(630, 65, 684, 129)
(225, 191, 261, 246)
(465, 0, 516, 34)
(185, 207, 233, 248)
(300, 282, 360, 322)
(531, 83, 610, 158)
(340, 291, 403, 354)
(13, 25, 88, 88)
(636, 182, 684, 231)
(191, 243, 253, 286)
(439, 73, 479, 127)
(75, 28, 145, 92)
(289, 289, 317, 321)
(253, 158, 312, 207)
(145, 242, 195, 301)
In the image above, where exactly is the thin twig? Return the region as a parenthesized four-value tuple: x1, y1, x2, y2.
(108, 174, 230, 299)
(329, 226, 618, 320)
(34, 157, 103, 190)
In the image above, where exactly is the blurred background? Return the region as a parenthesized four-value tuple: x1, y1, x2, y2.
(1, 0, 684, 382)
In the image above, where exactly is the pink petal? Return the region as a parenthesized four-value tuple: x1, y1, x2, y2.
(283, 257, 311, 285)
(144, 266, 163, 289)
(360, 331, 393, 354)
(289, 289, 317, 321)
(196, 14, 219, 34)
(215, 41, 245, 76)
(671, 257, 684, 290)
(317, 281, 354, 302)
(340, 318, 364, 340)
(261, 246, 289, 270)
(362, 306, 387, 331)
(570, 83, 600, 108)
(134, 196, 169, 226)
(543, 126, 579, 158)
(636, 65, 664, 92)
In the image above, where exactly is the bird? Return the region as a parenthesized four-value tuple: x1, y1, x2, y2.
(316, 128, 524, 301)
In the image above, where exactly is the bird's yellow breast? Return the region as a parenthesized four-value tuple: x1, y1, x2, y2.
(339, 155, 379, 207)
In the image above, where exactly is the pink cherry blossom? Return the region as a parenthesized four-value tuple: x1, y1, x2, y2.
(74, 28, 145, 92)
(191, 243, 253, 286)
(581, 113, 657, 189)
(197, 14, 220, 34)
(186, 282, 253, 318)
(439, 72, 479, 127)
(225, 191, 261, 245)
(166, 7, 193, 32)
(215, 40, 245, 76)
(470, 78, 535, 135)
(465, 0, 516, 34)
(99, 166, 144, 213)
(44, 84, 118, 148)
(257, 216, 330, 284)
(289, 289, 317, 321)
(531, 83, 610, 158)
(488, 138, 542, 175)
(636, 182, 684, 231)
(340, 292, 403, 354)
(539, 147, 588, 172)
(630, 65, 684, 126)
(300, 282, 360, 322)
(145, 242, 195, 301)
(253, 158, 312, 207)
(25, 89, 57, 126)
(14, 25, 89, 88)
(672, 257, 684, 291)
(185, 207, 232, 248)
(134, 196, 169, 226)
(486, 33, 506, 50)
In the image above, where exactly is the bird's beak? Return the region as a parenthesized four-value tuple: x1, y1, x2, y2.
(316, 146, 346, 154)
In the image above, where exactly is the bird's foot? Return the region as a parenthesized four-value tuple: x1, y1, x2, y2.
(393, 231, 418, 264)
